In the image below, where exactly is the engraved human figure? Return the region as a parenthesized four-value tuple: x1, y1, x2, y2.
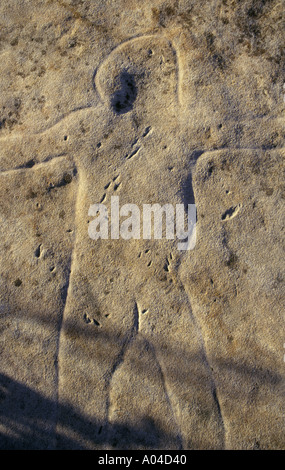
(0, 34, 224, 449)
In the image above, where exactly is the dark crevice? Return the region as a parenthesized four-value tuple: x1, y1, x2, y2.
(111, 71, 137, 114)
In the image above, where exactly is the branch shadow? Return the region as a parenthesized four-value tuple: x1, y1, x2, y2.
(0, 372, 175, 450)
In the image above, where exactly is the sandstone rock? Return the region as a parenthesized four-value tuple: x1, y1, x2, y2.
(0, 0, 284, 450)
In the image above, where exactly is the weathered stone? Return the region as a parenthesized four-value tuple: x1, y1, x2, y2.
(0, 0, 284, 450)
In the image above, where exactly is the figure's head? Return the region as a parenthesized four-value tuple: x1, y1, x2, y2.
(93, 35, 179, 125)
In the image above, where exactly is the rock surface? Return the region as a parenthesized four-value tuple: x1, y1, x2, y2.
(0, 0, 284, 450)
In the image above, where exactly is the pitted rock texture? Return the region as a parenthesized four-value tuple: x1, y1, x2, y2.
(0, 0, 284, 450)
